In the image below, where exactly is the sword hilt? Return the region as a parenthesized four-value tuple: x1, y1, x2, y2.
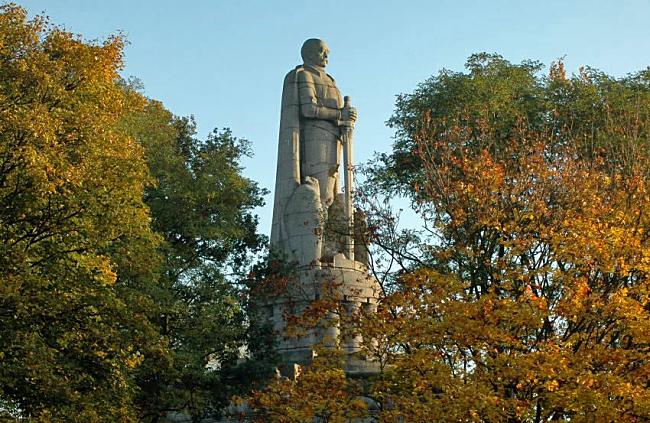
(341, 96, 355, 131)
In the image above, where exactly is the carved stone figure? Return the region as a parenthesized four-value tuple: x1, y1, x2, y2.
(284, 176, 322, 268)
(264, 39, 380, 378)
(271, 38, 357, 265)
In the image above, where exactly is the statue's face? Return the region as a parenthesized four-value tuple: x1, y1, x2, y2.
(306, 41, 329, 67)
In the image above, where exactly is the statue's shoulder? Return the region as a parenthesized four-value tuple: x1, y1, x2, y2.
(284, 65, 306, 83)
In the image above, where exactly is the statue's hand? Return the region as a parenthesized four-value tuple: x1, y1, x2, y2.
(341, 106, 357, 122)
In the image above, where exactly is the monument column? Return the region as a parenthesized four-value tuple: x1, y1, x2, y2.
(265, 39, 381, 376)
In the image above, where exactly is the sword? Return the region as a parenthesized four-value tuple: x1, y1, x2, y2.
(341, 96, 355, 261)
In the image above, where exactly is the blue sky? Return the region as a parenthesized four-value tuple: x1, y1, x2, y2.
(18, 0, 650, 235)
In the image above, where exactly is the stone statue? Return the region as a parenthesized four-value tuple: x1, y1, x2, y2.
(264, 40, 380, 377)
(271, 38, 357, 266)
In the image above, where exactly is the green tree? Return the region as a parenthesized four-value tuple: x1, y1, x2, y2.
(0, 5, 161, 421)
(0, 5, 271, 421)
(122, 99, 269, 421)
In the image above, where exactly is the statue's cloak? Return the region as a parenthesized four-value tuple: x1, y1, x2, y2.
(270, 66, 304, 248)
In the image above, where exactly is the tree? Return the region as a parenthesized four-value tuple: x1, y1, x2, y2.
(252, 55, 650, 422)
(121, 98, 268, 421)
(366, 54, 650, 421)
(0, 5, 161, 421)
(0, 6, 270, 421)
(248, 349, 370, 423)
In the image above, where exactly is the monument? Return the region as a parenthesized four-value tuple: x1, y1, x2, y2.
(264, 38, 381, 376)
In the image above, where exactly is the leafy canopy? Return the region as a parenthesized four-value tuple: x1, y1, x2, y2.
(254, 54, 650, 422)
(122, 98, 269, 420)
(0, 6, 269, 421)
(0, 4, 160, 421)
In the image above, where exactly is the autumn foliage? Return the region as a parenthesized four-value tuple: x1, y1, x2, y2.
(0, 5, 266, 421)
(0, 5, 161, 421)
(2, 3, 650, 421)
(367, 55, 650, 421)
(248, 349, 370, 423)
(252, 56, 650, 421)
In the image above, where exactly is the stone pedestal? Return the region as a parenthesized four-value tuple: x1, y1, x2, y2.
(262, 254, 381, 377)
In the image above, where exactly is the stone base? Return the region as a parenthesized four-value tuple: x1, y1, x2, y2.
(344, 355, 381, 377)
(260, 254, 381, 378)
(275, 348, 380, 379)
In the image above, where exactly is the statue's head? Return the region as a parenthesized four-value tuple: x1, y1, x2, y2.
(301, 38, 329, 68)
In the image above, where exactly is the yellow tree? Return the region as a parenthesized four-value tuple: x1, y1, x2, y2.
(251, 55, 650, 422)
(248, 349, 370, 423)
(0, 5, 161, 421)
(359, 55, 650, 421)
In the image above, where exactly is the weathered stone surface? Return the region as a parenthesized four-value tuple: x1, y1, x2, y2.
(266, 39, 378, 377)
(284, 175, 323, 268)
(271, 38, 357, 263)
